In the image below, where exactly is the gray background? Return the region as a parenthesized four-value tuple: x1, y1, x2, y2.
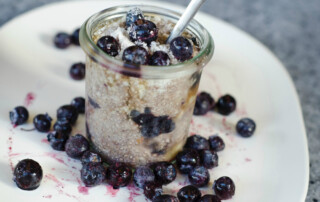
(0, 0, 319, 201)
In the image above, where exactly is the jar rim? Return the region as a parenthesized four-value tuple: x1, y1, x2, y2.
(80, 4, 214, 78)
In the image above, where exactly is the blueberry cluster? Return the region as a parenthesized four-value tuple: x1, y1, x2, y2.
(95, 7, 195, 69)
(130, 108, 175, 138)
(193, 91, 257, 137)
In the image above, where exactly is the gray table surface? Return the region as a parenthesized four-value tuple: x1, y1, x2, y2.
(0, 0, 319, 201)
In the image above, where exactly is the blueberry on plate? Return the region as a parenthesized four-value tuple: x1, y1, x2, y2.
(213, 176, 235, 200)
(47, 131, 69, 151)
(208, 135, 225, 152)
(216, 94, 236, 115)
(177, 185, 201, 202)
(197, 195, 221, 202)
(70, 62, 85, 80)
(9, 106, 29, 125)
(65, 134, 89, 158)
(153, 194, 178, 202)
(71, 97, 85, 114)
(184, 135, 210, 151)
(81, 162, 106, 187)
(236, 118, 256, 137)
(71, 28, 80, 45)
(150, 161, 176, 185)
(176, 149, 200, 174)
(13, 159, 43, 190)
(33, 113, 52, 132)
(57, 105, 79, 125)
(106, 163, 132, 189)
(54, 32, 71, 49)
(188, 166, 210, 187)
(81, 151, 102, 165)
(143, 182, 163, 200)
(53, 120, 72, 136)
(170, 36, 193, 62)
(133, 166, 155, 188)
(200, 149, 218, 169)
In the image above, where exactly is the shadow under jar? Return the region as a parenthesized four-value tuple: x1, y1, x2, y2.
(80, 5, 214, 166)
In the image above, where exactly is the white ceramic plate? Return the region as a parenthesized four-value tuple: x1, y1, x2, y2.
(0, 0, 309, 201)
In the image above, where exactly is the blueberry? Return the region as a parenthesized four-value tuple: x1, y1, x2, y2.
(133, 166, 155, 188)
(106, 163, 132, 189)
(176, 149, 200, 174)
(9, 106, 29, 125)
(188, 166, 210, 187)
(53, 120, 72, 136)
(143, 182, 162, 200)
(208, 135, 225, 152)
(197, 195, 221, 202)
(128, 19, 158, 44)
(33, 113, 52, 132)
(213, 176, 235, 200)
(193, 92, 215, 116)
(184, 135, 210, 151)
(57, 105, 79, 125)
(153, 195, 179, 202)
(122, 46, 149, 65)
(150, 161, 176, 185)
(216, 94, 236, 115)
(200, 150, 218, 169)
(81, 151, 102, 165)
(81, 162, 106, 187)
(47, 131, 69, 151)
(65, 134, 89, 158)
(71, 28, 80, 45)
(177, 185, 201, 202)
(126, 7, 144, 28)
(54, 32, 71, 49)
(149, 51, 170, 66)
(70, 62, 85, 80)
(97, 36, 120, 57)
(71, 97, 85, 114)
(13, 159, 43, 190)
(170, 36, 193, 62)
(236, 118, 256, 137)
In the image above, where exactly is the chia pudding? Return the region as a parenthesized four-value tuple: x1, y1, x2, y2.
(80, 5, 214, 166)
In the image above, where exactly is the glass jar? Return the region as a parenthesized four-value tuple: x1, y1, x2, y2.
(80, 5, 214, 166)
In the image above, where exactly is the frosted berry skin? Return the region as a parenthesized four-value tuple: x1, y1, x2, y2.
(106, 163, 132, 189)
(81, 162, 106, 187)
(33, 113, 52, 132)
(149, 51, 170, 66)
(200, 149, 219, 169)
(213, 176, 235, 200)
(184, 135, 210, 151)
(70, 62, 85, 80)
(153, 195, 178, 202)
(193, 92, 215, 115)
(128, 19, 158, 45)
(177, 185, 201, 202)
(170, 36, 193, 62)
(57, 105, 79, 125)
(71, 28, 80, 45)
(71, 97, 85, 114)
(216, 94, 236, 115)
(81, 151, 102, 165)
(198, 195, 221, 202)
(176, 149, 200, 174)
(13, 159, 43, 190)
(133, 166, 155, 188)
(188, 166, 210, 187)
(9, 106, 29, 125)
(150, 161, 176, 185)
(96, 36, 120, 57)
(236, 118, 256, 137)
(143, 182, 163, 200)
(53, 120, 72, 136)
(65, 134, 89, 159)
(54, 32, 71, 49)
(122, 46, 149, 65)
(208, 135, 225, 152)
(125, 7, 144, 28)
(47, 131, 69, 151)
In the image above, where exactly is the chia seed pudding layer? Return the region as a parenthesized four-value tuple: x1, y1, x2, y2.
(83, 8, 211, 166)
